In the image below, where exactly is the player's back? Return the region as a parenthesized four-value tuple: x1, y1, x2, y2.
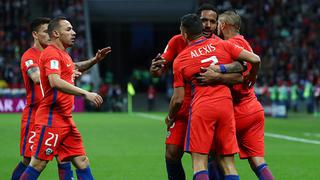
(174, 37, 243, 107)
(162, 34, 221, 63)
(37, 45, 75, 127)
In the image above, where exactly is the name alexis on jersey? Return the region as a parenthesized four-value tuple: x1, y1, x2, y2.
(190, 43, 216, 58)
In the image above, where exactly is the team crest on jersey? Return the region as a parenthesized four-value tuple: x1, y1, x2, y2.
(25, 59, 34, 67)
(50, 60, 59, 70)
(45, 148, 54, 156)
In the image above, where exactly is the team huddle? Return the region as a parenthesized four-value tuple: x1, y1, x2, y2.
(12, 17, 111, 180)
(150, 4, 274, 180)
(10, 3, 274, 180)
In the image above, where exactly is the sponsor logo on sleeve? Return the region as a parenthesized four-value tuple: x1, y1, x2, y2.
(50, 60, 59, 70)
(25, 59, 34, 67)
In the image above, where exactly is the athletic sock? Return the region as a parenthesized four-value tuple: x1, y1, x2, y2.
(225, 175, 240, 180)
(76, 166, 94, 180)
(166, 160, 186, 180)
(193, 170, 209, 180)
(208, 157, 223, 180)
(11, 161, 27, 180)
(254, 163, 274, 180)
(20, 166, 40, 180)
(58, 162, 74, 180)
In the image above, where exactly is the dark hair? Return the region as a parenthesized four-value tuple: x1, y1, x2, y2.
(31, 17, 51, 32)
(180, 14, 203, 38)
(48, 16, 67, 37)
(197, 3, 218, 16)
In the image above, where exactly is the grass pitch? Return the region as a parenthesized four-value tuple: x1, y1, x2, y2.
(0, 112, 319, 179)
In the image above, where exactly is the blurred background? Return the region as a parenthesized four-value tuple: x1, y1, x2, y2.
(0, 0, 319, 117)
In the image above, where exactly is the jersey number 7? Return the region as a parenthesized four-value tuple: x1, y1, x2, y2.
(201, 55, 218, 66)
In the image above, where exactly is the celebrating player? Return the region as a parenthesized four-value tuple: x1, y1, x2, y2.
(149, 4, 241, 180)
(196, 10, 274, 180)
(20, 16, 110, 180)
(168, 14, 260, 180)
(11, 17, 75, 180)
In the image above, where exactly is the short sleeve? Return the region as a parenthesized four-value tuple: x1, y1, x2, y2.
(21, 52, 39, 73)
(223, 41, 243, 60)
(173, 59, 185, 88)
(23, 58, 39, 72)
(162, 36, 179, 63)
(44, 54, 62, 76)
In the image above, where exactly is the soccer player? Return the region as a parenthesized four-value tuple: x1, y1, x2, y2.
(11, 17, 75, 180)
(150, 4, 244, 180)
(20, 16, 108, 180)
(168, 14, 260, 180)
(197, 10, 274, 180)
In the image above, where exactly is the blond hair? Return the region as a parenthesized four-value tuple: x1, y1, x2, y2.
(219, 10, 241, 32)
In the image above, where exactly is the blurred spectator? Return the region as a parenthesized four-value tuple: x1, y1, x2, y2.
(314, 78, 320, 116)
(290, 83, 300, 112)
(109, 84, 124, 112)
(79, 72, 93, 91)
(147, 85, 156, 111)
(278, 81, 290, 110)
(0, 77, 8, 89)
(303, 79, 314, 114)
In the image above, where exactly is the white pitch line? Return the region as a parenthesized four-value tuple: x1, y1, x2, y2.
(135, 113, 320, 145)
(135, 112, 164, 121)
(264, 133, 320, 145)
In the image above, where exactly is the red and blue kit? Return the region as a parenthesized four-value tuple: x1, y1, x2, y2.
(20, 47, 43, 157)
(32, 44, 85, 161)
(228, 35, 265, 158)
(162, 35, 190, 147)
(162, 34, 221, 147)
(173, 37, 242, 155)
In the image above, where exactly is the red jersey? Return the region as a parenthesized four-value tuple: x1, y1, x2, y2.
(228, 35, 264, 117)
(36, 45, 75, 127)
(162, 34, 221, 63)
(162, 35, 187, 63)
(162, 35, 189, 117)
(173, 37, 243, 107)
(162, 34, 221, 118)
(20, 47, 43, 123)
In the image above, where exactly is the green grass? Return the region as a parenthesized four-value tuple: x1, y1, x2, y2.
(0, 112, 319, 179)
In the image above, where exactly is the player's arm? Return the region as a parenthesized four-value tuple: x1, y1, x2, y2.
(209, 61, 245, 73)
(150, 53, 166, 77)
(74, 47, 111, 72)
(150, 36, 180, 77)
(48, 74, 103, 107)
(196, 67, 243, 86)
(27, 67, 40, 84)
(236, 49, 261, 85)
(165, 86, 184, 129)
(150, 54, 174, 77)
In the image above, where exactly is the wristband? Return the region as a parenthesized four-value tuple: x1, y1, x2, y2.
(219, 64, 227, 73)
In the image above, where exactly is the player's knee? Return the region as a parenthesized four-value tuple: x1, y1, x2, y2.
(22, 157, 31, 166)
(218, 155, 237, 175)
(73, 155, 90, 169)
(30, 157, 47, 172)
(165, 146, 183, 161)
(248, 157, 266, 169)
